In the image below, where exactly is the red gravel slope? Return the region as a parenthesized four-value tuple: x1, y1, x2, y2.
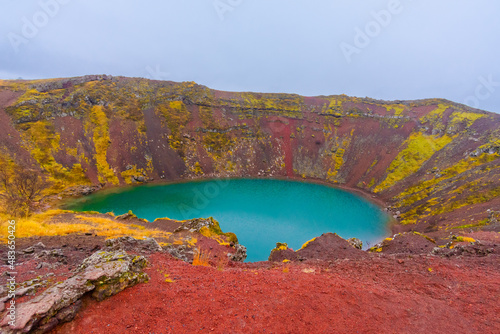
(53, 252, 500, 334)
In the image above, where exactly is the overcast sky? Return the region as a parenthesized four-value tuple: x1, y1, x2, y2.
(1, 0, 499, 113)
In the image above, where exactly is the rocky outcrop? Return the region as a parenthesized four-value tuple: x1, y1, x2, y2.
(368, 232, 436, 254)
(61, 185, 102, 197)
(115, 210, 139, 220)
(296, 233, 367, 261)
(174, 217, 228, 236)
(105, 236, 163, 254)
(163, 244, 195, 262)
(268, 234, 367, 262)
(0, 250, 149, 334)
(268, 242, 299, 262)
(145, 217, 248, 262)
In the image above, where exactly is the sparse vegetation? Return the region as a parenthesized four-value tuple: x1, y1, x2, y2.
(0, 164, 50, 216)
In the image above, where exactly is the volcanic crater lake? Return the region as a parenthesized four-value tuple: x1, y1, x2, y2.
(66, 179, 391, 261)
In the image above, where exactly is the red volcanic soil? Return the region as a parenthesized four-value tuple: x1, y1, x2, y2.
(53, 253, 500, 334)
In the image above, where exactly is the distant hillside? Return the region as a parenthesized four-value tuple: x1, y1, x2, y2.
(0, 75, 499, 239)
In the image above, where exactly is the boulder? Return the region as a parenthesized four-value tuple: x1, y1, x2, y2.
(163, 244, 194, 262)
(0, 250, 148, 334)
(115, 210, 138, 220)
(105, 236, 163, 254)
(174, 217, 220, 233)
(347, 238, 363, 250)
(228, 244, 247, 262)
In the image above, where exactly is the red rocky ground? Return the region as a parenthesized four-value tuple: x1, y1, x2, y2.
(52, 252, 500, 334)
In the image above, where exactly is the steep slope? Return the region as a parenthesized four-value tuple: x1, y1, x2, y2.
(0, 75, 499, 241)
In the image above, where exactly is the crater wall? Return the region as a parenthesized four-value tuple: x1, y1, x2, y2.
(0, 76, 499, 239)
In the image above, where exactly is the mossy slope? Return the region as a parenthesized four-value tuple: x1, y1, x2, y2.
(0, 76, 498, 234)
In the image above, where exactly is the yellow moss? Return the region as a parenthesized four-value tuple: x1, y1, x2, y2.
(455, 236, 476, 243)
(299, 237, 316, 250)
(374, 132, 454, 192)
(185, 236, 197, 247)
(120, 165, 147, 184)
(157, 101, 191, 151)
(17, 89, 47, 104)
(325, 129, 353, 181)
(191, 162, 203, 175)
(321, 98, 344, 116)
(436, 186, 500, 215)
(420, 104, 448, 132)
(74, 215, 173, 240)
(392, 105, 405, 117)
(275, 242, 289, 251)
(238, 92, 303, 116)
(0, 210, 79, 241)
(421, 104, 486, 132)
(203, 132, 233, 155)
(199, 225, 233, 246)
(449, 111, 486, 128)
(20, 121, 89, 191)
(394, 153, 499, 211)
(367, 178, 376, 188)
(412, 231, 436, 243)
(163, 273, 174, 283)
(65, 147, 78, 157)
(450, 219, 489, 230)
(90, 106, 119, 185)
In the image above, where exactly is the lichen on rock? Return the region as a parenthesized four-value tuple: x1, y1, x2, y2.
(0, 250, 149, 334)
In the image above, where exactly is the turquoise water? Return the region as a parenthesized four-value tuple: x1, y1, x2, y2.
(66, 179, 390, 261)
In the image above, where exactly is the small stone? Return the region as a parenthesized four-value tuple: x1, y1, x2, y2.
(347, 238, 363, 250)
(15, 286, 35, 297)
(34, 242, 46, 249)
(22, 246, 35, 254)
